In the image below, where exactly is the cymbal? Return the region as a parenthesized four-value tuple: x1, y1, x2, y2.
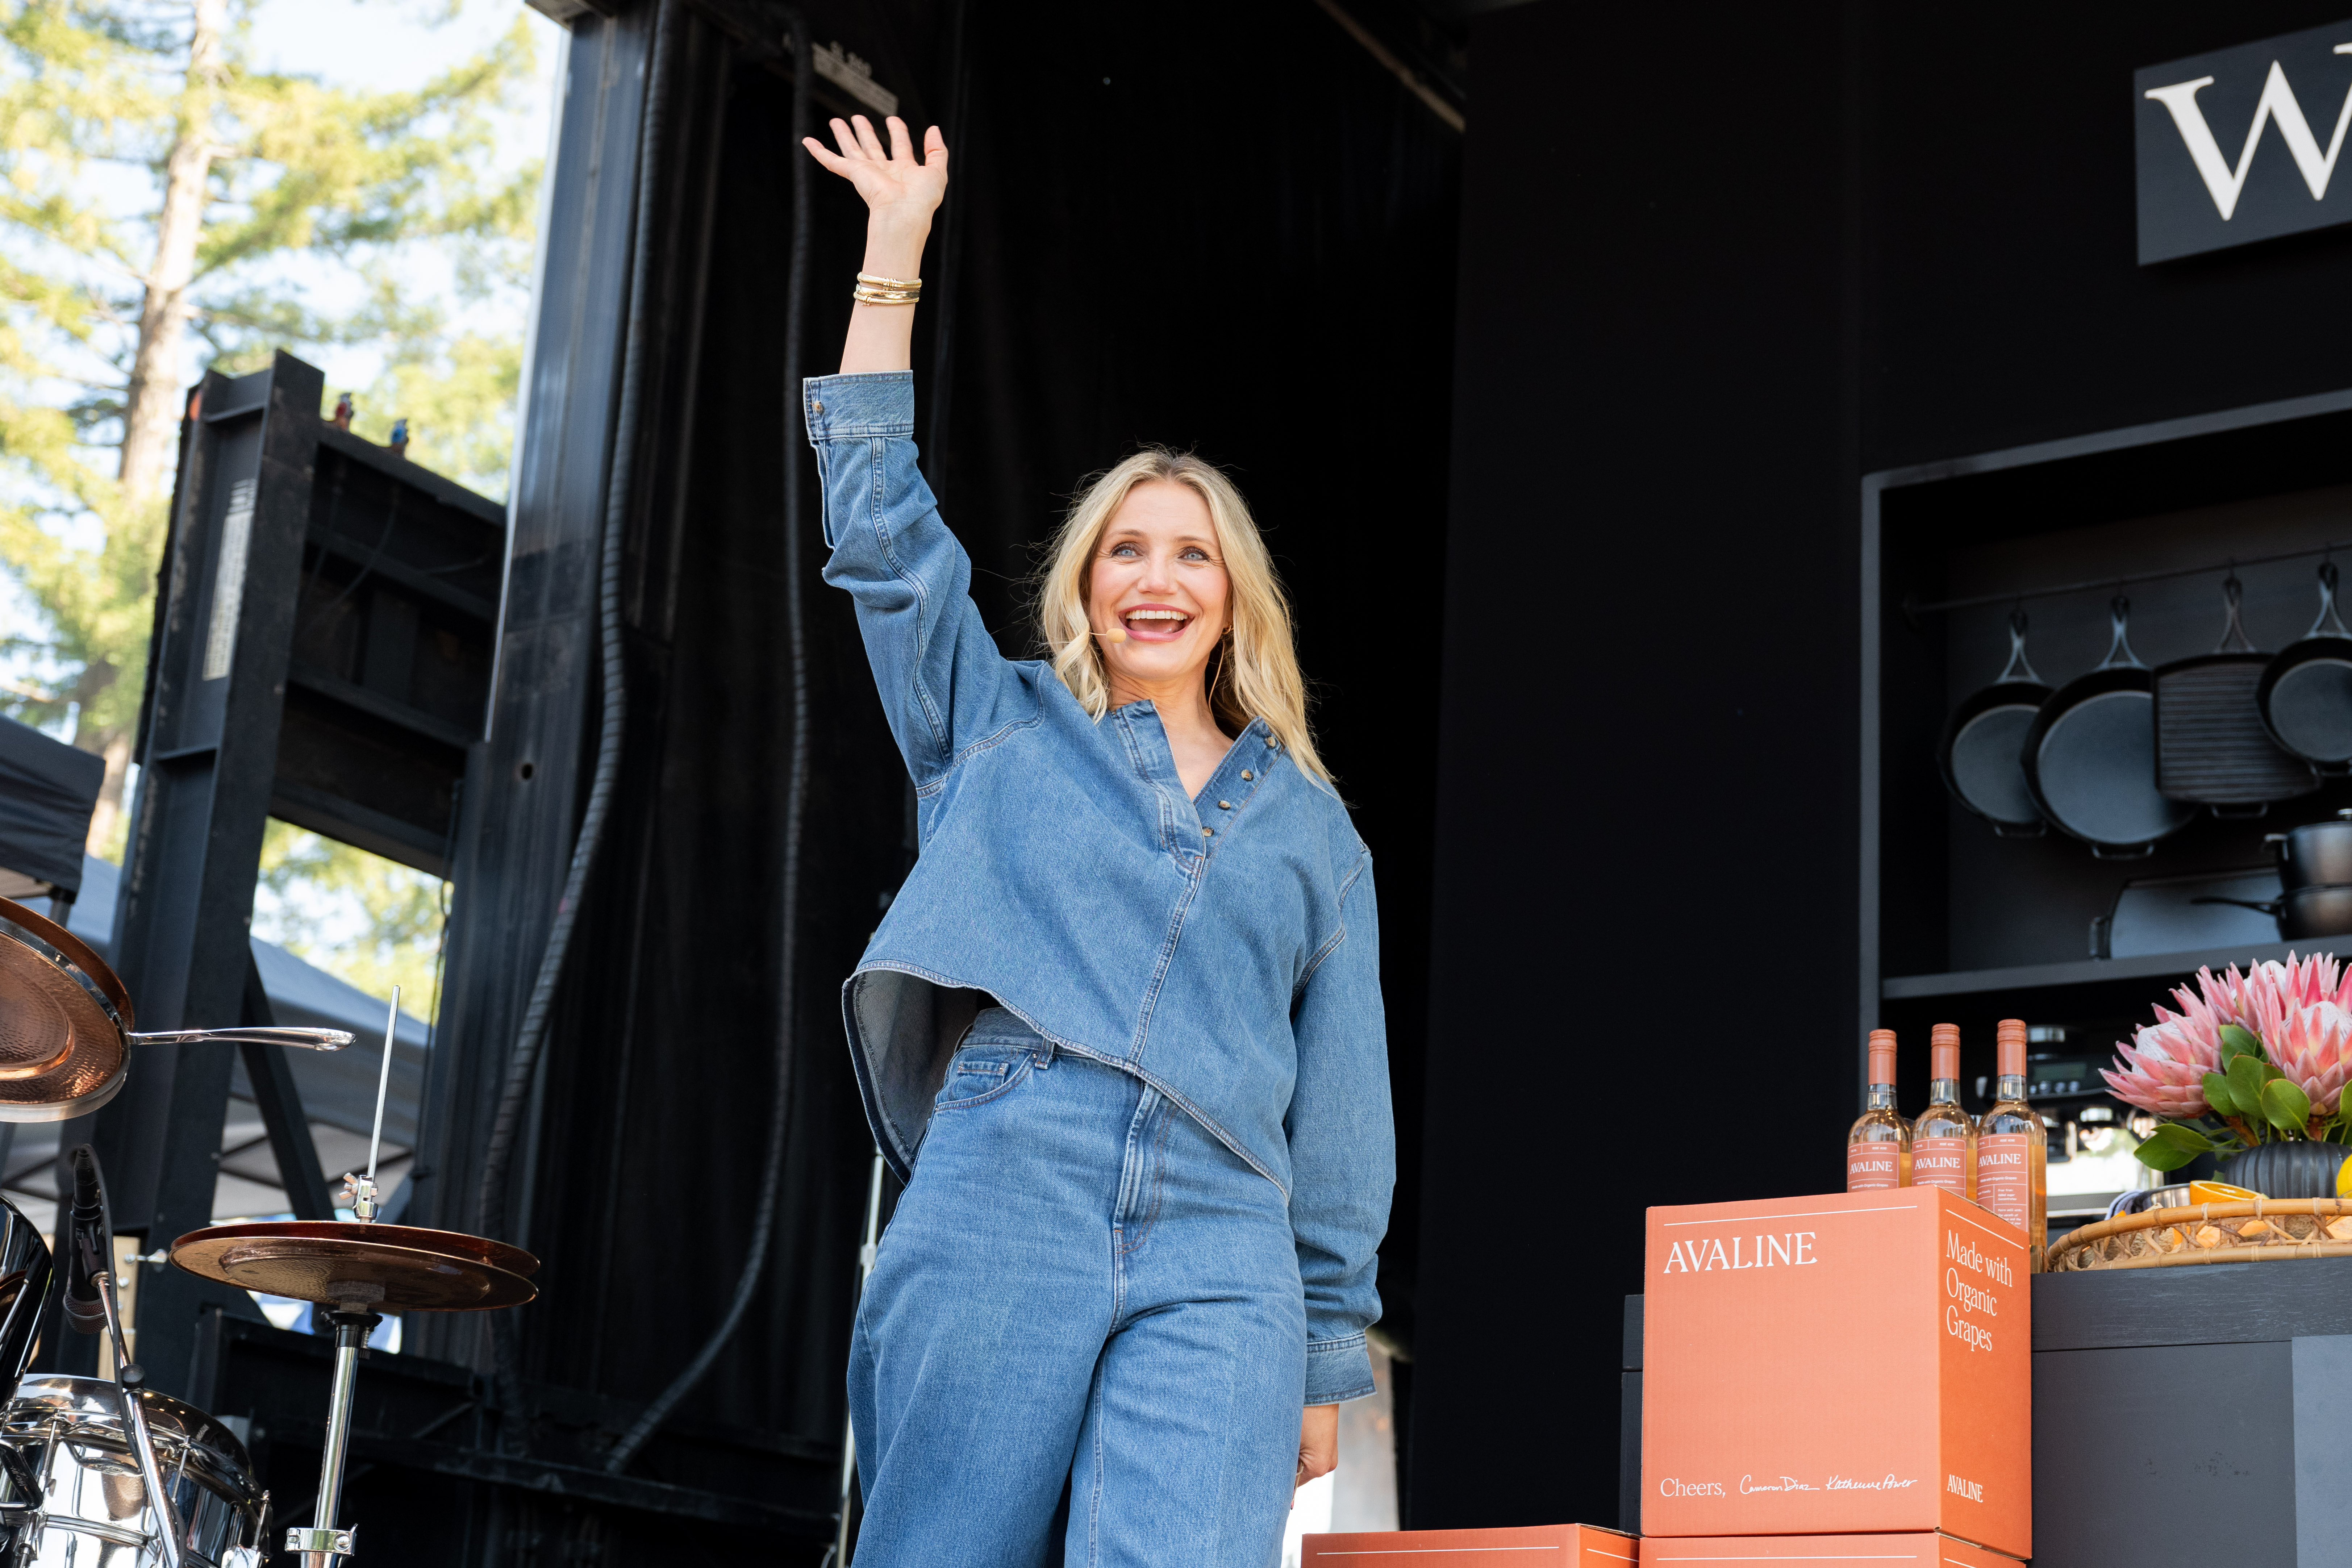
(170, 1221, 539, 1313)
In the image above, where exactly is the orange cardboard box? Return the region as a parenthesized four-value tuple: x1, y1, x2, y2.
(1641, 1188, 2029, 1559)
(1639, 1532, 2021, 1567)
(1305, 1523, 1638, 1566)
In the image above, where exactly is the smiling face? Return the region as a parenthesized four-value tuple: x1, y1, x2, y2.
(1088, 479, 1231, 697)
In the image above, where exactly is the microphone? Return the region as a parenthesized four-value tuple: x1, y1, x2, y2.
(62, 1144, 111, 1337)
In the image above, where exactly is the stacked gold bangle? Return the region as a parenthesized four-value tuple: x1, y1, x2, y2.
(852, 271, 922, 306)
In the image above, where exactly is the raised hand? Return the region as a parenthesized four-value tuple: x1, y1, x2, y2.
(802, 114, 948, 227)
(805, 115, 949, 375)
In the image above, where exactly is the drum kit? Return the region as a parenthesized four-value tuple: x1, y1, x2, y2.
(0, 896, 541, 1567)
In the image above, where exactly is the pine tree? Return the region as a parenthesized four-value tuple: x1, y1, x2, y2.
(0, 0, 540, 851)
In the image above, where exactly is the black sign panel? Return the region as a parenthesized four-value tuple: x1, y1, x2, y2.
(2137, 19, 2352, 263)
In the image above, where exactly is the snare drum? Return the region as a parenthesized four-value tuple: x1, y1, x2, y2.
(0, 1375, 265, 1566)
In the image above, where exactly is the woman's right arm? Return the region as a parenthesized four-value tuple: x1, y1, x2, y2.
(803, 118, 1028, 783)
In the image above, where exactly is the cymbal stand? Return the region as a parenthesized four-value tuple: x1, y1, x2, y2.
(287, 986, 400, 1568)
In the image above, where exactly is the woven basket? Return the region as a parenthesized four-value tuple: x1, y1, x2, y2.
(2048, 1198, 2352, 1272)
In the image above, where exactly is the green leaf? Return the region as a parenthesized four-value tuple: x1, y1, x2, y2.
(2204, 1071, 2240, 1117)
(2219, 1024, 2266, 1063)
(2263, 1062, 2286, 1084)
(2229, 1053, 2268, 1114)
(2136, 1137, 2203, 1171)
(2148, 1122, 2218, 1154)
(2263, 1077, 2314, 1133)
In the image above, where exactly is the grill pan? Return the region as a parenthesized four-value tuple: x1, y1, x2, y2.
(2153, 574, 2317, 813)
(1938, 609, 2053, 835)
(2020, 596, 2195, 857)
(2259, 560, 2352, 771)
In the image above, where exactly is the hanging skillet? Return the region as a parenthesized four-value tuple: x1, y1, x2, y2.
(0, 897, 349, 1122)
(2153, 572, 2318, 815)
(2259, 560, 2352, 771)
(1938, 608, 2053, 835)
(2021, 596, 2196, 858)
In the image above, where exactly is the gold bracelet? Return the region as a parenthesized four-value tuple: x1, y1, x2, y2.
(852, 286, 922, 306)
(855, 271, 922, 290)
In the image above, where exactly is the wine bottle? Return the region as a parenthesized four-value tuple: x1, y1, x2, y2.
(1912, 1022, 1975, 1200)
(1977, 1017, 2048, 1269)
(1847, 1028, 1911, 1192)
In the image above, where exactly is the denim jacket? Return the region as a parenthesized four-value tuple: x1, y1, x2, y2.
(804, 371, 1393, 1402)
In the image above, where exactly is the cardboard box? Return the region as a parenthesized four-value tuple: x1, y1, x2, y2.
(1639, 1532, 2021, 1566)
(1304, 1523, 1638, 1566)
(1641, 1188, 2029, 1558)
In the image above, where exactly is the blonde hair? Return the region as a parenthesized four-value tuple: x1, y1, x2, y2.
(1035, 448, 1332, 787)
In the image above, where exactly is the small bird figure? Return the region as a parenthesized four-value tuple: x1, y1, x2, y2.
(389, 418, 409, 458)
(331, 393, 354, 430)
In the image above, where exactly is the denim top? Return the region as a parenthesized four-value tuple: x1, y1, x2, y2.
(805, 371, 1393, 1401)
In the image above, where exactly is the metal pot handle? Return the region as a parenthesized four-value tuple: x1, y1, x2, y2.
(2097, 595, 2148, 671)
(127, 1027, 353, 1052)
(2214, 572, 2258, 654)
(1995, 607, 2043, 685)
(2190, 894, 2286, 917)
(2312, 561, 2352, 640)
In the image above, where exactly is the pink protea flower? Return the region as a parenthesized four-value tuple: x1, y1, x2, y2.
(2236, 991, 2352, 1119)
(2205, 952, 2352, 1030)
(2103, 998, 2226, 1119)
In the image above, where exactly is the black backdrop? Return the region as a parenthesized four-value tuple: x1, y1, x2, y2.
(420, 0, 1460, 1551)
(1412, 0, 2352, 1533)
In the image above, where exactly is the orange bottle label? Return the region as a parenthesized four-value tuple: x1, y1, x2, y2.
(1846, 1141, 1902, 1191)
(1977, 1133, 2033, 1229)
(1913, 1135, 1969, 1192)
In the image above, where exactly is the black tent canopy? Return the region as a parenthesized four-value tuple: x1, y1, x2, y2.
(0, 716, 102, 902)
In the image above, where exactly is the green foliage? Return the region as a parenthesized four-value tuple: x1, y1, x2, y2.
(2135, 1121, 2218, 1172)
(2218, 1023, 2265, 1064)
(2262, 1076, 2314, 1132)
(255, 820, 443, 1021)
(0, 0, 540, 744)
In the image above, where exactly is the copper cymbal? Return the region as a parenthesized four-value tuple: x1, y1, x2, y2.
(170, 1221, 539, 1312)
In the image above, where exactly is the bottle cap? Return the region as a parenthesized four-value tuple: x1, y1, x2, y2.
(1931, 1021, 1959, 1083)
(1867, 1027, 1897, 1087)
(1997, 1017, 2027, 1078)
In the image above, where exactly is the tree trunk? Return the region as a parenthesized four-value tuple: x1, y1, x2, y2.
(117, 0, 226, 505)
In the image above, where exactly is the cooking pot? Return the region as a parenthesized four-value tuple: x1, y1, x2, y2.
(0, 897, 348, 1122)
(2267, 809, 2352, 890)
(2190, 882, 2352, 941)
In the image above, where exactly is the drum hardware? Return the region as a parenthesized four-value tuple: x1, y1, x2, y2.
(63, 1144, 191, 1568)
(165, 988, 541, 1568)
(0, 896, 350, 1122)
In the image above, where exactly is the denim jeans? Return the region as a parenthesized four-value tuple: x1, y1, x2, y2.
(848, 1018, 1307, 1567)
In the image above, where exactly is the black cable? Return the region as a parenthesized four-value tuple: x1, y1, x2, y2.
(605, 4, 813, 1475)
(475, 0, 674, 1429)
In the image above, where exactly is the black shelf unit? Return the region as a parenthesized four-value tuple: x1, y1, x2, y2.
(1861, 384, 2352, 1111)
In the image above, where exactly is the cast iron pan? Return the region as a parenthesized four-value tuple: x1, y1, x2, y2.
(2259, 560, 2352, 771)
(1937, 608, 2053, 835)
(2021, 596, 2195, 858)
(2153, 573, 2317, 814)
(2193, 883, 2352, 940)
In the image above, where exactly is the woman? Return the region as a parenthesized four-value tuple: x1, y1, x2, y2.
(802, 114, 1392, 1568)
